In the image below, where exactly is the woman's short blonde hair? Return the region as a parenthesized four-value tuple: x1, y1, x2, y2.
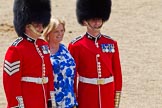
(43, 18, 65, 42)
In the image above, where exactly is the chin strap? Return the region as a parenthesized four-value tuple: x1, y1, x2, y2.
(85, 21, 103, 32)
(28, 24, 42, 36)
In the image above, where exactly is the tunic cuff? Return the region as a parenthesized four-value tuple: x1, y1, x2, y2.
(49, 91, 56, 107)
(115, 91, 121, 108)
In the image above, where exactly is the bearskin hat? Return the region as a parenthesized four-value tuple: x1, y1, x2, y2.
(13, 0, 51, 36)
(76, 0, 112, 25)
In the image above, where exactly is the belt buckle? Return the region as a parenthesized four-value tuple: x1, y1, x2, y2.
(42, 77, 46, 84)
(97, 79, 105, 85)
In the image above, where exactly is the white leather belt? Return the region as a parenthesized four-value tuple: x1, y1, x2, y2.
(79, 76, 114, 85)
(21, 77, 48, 84)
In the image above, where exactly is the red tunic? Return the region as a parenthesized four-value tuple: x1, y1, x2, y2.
(3, 35, 54, 108)
(68, 33, 122, 108)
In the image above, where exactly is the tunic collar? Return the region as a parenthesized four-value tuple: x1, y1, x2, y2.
(22, 33, 36, 43)
(85, 32, 101, 41)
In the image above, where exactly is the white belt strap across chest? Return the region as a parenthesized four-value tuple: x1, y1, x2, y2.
(21, 77, 48, 84)
(79, 76, 114, 85)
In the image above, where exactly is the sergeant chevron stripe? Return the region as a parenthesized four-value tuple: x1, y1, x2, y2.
(4, 60, 20, 76)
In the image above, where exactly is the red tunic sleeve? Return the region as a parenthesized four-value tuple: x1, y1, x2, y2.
(3, 46, 24, 108)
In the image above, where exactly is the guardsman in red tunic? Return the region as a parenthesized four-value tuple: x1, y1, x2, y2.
(68, 0, 122, 108)
(3, 0, 56, 108)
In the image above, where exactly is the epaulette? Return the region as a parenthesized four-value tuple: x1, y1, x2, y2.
(103, 34, 114, 40)
(71, 35, 83, 44)
(12, 37, 23, 46)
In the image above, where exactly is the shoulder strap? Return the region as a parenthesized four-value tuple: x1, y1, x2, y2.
(71, 35, 83, 44)
(12, 37, 23, 46)
(103, 34, 114, 40)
